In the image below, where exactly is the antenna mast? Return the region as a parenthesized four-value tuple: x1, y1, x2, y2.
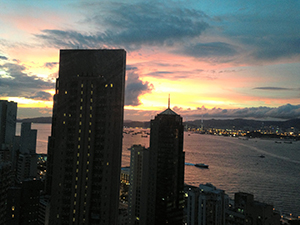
(168, 94, 170, 109)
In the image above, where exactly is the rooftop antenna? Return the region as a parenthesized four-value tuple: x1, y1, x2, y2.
(168, 94, 170, 109)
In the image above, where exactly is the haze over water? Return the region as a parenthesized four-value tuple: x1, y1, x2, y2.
(19, 123, 300, 216)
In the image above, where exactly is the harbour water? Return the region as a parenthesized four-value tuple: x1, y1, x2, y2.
(17, 123, 300, 216)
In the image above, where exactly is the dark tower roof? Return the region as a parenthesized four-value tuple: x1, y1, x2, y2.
(159, 108, 178, 115)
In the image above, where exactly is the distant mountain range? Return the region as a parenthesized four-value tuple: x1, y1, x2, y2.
(17, 117, 300, 130)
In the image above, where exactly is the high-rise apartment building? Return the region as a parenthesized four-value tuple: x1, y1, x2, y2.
(187, 183, 228, 225)
(128, 144, 149, 225)
(46, 49, 126, 225)
(0, 100, 17, 151)
(16, 123, 38, 183)
(146, 106, 185, 225)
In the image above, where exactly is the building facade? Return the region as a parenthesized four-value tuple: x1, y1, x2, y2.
(0, 100, 17, 151)
(187, 183, 228, 225)
(146, 107, 185, 225)
(128, 145, 149, 225)
(16, 123, 38, 183)
(46, 49, 126, 225)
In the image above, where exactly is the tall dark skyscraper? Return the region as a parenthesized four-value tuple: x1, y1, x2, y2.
(46, 49, 126, 225)
(146, 106, 185, 225)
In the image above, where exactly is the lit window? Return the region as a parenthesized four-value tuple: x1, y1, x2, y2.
(91, 91, 93, 94)
(88, 153, 90, 157)
(77, 161, 79, 165)
(89, 122, 92, 126)
(107, 162, 109, 165)
(64, 113, 66, 116)
(90, 106, 92, 110)
(86, 169, 89, 172)
(81, 99, 83, 102)
(12, 206, 15, 211)
(75, 185, 77, 189)
(86, 177, 88, 181)
(81, 84, 83, 88)
(80, 114, 82, 118)
(76, 169, 78, 173)
(78, 137, 81, 141)
(65, 91, 67, 94)
(89, 130, 91, 133)
(73, 218, 75, 222)
(110, 83, 113, 87)
(77, 153, 80, 157)
(105, 84, 108, 87)
(80, 106, 82, 110)
(79, 122, 82, 125)
(90, 114, 92, 118)
(78, 145, 80, 149)
(74, 201, 76, 205)
(81, 91, 83, 94)
(73, 210, 76, 214)
(79, 130, 81, 133)
(90, 99, 93, 102)
(12, 214, 14, 218)
(74, 193, 77, 197)
(63, 121, 65, 124)
(87, 161, 89, 164)
(57, 214, 59, 218)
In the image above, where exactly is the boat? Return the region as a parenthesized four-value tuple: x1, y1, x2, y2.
(259, 155, 265, 158)
(195, 163, 209, 169)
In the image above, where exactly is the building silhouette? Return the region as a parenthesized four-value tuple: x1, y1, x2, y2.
(46, 49, 126, 225)
(16, 123, 37, 183)
(127, 144, 149, 225)
(146, 105, 185, 224)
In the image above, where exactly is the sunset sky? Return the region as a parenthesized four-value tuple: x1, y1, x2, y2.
(0, 0, 300, 121)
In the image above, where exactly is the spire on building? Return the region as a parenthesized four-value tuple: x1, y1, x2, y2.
(160, 94, 177, 115)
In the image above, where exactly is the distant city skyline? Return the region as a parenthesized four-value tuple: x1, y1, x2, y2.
(0, 1, 300, 121)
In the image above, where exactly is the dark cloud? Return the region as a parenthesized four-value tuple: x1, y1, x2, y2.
(250, 37, 300, 61)
(220, 3, 300, 63)
(0, 56, 8, 60)
(44, 62, 58, 69)
(175, 104, 300, 120)
(0, 62, 54, 98)
(253, 87, 298, 91)
(28, 91, 52, 101)
(126, 65, 138, 71)
(146, 71, 174, 78)
(178, 42, 238, 62)
(35, 3, 209, 50)
(125, 70, 153, 106)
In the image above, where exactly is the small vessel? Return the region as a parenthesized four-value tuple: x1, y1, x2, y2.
(259, 155, 265, 158)
(195, 163, 209, 169)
